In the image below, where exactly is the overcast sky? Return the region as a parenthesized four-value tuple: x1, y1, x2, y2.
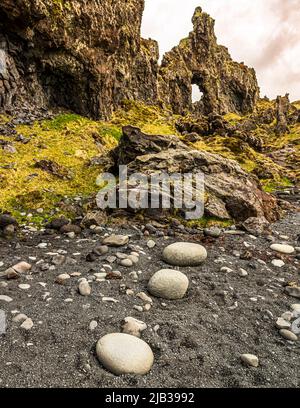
(142, 0, 300, 101)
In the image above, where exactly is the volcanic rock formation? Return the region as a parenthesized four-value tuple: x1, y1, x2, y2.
(112, 126, 280, 223)
(0, 1, 259, 119)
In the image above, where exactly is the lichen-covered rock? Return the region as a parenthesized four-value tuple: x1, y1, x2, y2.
(158, 7, 259, 116)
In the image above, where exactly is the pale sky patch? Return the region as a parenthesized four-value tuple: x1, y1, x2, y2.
(142, 0, 300, 101)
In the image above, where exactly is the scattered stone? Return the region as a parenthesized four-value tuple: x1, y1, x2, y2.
(129, 271, 139, 281)
(204, 227, 221, 238)
(60, 224, 82, 235)
(18, 284, 31, 290)
(162, 242, 207, 266)
(239, 268, 248, 277)
(46, 216, 69, 230)
(275, 318, 291, 330)
(102, 297, 119, 303)
(271, 259, 285, 268)
(97, 245, 109, 255)
(89, 320, 98, 331)
(96, 333, 154, 375)
(137, 292, 153, 304)
(0, 295, 13, 303)
(291, 304, 300, 313)
(55, 273, 71, 285)
(51, 254, 65, 265)
(102, 235, 129, 247)
(241, 354, 259, 367)
(78, 280, 91, 296)
(116, 252, 127, 260)
(281, 312, 293, 321)
(279, 329, 298, 341)
(127, 254, 139, 264)
(270, 244, 295, 255)
(133, 305, 144, 312)
(148, 269, 189, 300)
(0, 214, 17, 229)
(121, 317, 147, 337)
(220, 266, 233, 273)
(106, 270, 122, 280)
(37, 243, 48, 249)
(12, 313, 28, 323)
(285, 286, 300, 299)
(106, 256, 117, 263)
(20, 318, 33, 330)
(5, 268, 20, 280)
(9, 261, 31, 275)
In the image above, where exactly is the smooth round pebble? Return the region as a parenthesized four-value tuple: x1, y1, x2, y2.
(148, 269, 189, 300)
(270, 244, 294, 255)
(96, 333, 154, 375)
(162, 242, 207, 266)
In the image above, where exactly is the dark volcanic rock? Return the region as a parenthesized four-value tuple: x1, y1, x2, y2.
(158, 7, 259, 116)
(0, 2, 259, 119)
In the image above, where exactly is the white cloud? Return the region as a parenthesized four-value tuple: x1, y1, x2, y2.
(142, 0, 300, 101)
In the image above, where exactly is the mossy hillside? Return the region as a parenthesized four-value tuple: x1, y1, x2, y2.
(0, 113, 119, 219)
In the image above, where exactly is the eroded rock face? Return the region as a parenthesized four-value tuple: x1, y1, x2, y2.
(158, 7, 259, 116)
(0, 2, 259, 119)
(113, 126, 280, 222)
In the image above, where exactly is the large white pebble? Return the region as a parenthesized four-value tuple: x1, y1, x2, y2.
(148, 269, 189, 300)
(270, 244, 294, 255)
(163, 242, 207, 266)
(96, 333, 154, 375)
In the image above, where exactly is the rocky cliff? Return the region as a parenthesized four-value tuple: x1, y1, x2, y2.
(159, 7, 259, 116)
(0, 1, 259, 119)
